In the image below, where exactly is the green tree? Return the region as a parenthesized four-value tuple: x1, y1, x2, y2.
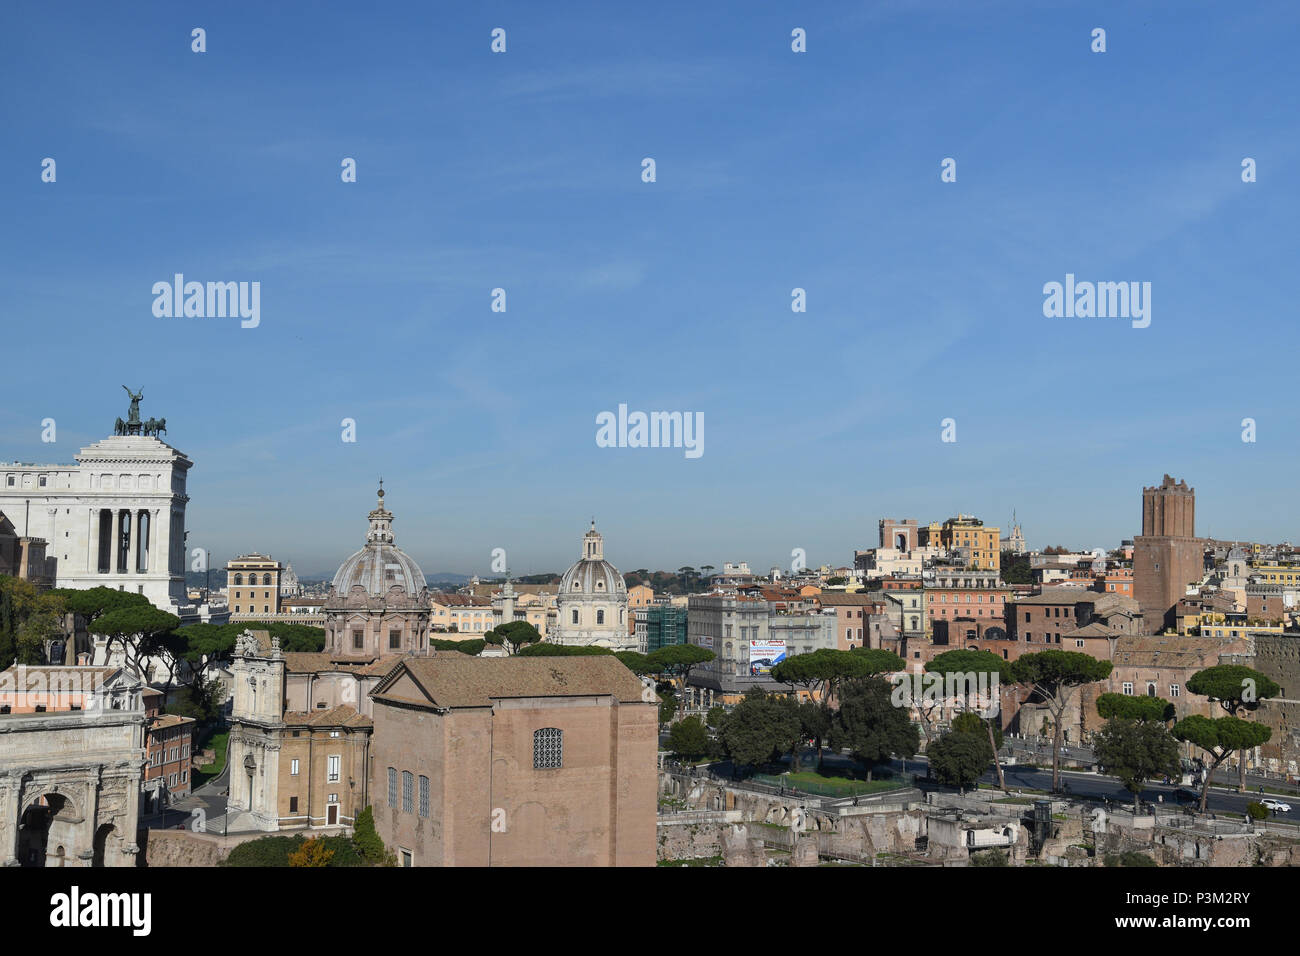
(430, 638, 485, 655)
(705, 705, 727, 729)
(828, 677, 919, 780)
(1010, 650, 1113, 792)
(999, 552, 1032, 585)
(483, 620, 542, 655)
(88, 604, 182, 678)
(798, 700, 833, 770)
(614, 651, 653, 674)
(1172, 714, 1272, 813)
(518, 642, 613, 657)
(645, 644, 715, 717)
(719, 688, 801, 772)
(352, 806, 391, 865)
(927, 649, 1010, 790)
(15, 610, 62, 665)
(970, 849, 1010, 866)
(165, 675, 223, 724)
(668, 716, 709, 760)
(1096, 692, 1174, 723)
(1186, 664, 1280, 792)
(1093, 718, 1181, 811)
(927, 728, 990, 793)
(0, 584, 16, 668)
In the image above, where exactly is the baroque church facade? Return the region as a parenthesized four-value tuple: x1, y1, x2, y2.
(552, 522, 632, 651)
(324, 486, 431, 659)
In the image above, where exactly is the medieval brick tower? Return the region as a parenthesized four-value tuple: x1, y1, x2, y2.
(1133, 475, 1203, 633)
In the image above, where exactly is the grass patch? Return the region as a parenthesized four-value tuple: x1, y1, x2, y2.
(658, 856, 723, 867)
(770, 770, 909, 798)
(193, 731, 228, 788)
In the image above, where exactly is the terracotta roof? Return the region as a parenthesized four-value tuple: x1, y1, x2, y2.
(1009, 587, 1098, 606)
(283, 704, 373, 728)
(1069, 622, 1115, 638)
(150, 714, 195, 730)
(283, 652, 404, 676)
(815, 593, 883, 607)
(1112, 636, 1227, 669)
(372, 655, 647, 709)
(0, 665, 117, 690)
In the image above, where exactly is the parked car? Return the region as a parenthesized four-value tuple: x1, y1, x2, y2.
(1261, 797, 1292, 813)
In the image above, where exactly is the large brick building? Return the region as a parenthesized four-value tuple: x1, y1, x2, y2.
(368, 654, 656, 866)
(1134, 475, 1204, 633)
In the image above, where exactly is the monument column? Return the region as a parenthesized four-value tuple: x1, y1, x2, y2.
(0, 774, 19, 866)
(127, 510, 138, 575)
(110, 508, 122, 574)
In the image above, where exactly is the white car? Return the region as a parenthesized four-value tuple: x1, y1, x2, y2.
(1261, 798, 1292, 813)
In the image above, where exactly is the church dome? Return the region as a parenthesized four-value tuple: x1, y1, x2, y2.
(558, 521, 626, 599)
(330, 485, 427, 597)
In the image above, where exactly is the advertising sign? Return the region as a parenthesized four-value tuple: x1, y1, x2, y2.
(748, 639, 787, 676)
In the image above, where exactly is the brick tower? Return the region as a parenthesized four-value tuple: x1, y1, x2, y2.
(1133, 475, 1203, 633)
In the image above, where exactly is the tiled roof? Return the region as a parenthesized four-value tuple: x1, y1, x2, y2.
(150, 714, 195, 730)
(815, 593, 882, 606)
(283, 704, 373, 728)
(372, 655, 647, 709)
(283, 652, 404, 676)
(1112, 636, 1226, 668)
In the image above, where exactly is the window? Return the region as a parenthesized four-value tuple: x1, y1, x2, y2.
(402, 771, 414, 812)
(534, 728, 563, 769)
(389, 630, 401, 650)
(387, 767, 398, 808)
(1170, 684, 1181, 698)
(419, 775, 429, 817)
(1147, 683, 1157, 697)
(290, 759, 299, 776)
(1075, 639, 1085, 648)
(328, 755, 340, 783)
(290, 796, 298, 813)
(571, 609, 579, 624)
(1122, 682, 1133, 696)
(234, 573, 243, 586)
(596, 609, 605, 625)
(400, 849, 413, 867)
(353, 630, 364, 649)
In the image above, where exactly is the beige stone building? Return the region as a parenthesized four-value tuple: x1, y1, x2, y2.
(225, 630, 393, 831)
(227, 553, 282, 619)
(368, 654, 656, 866)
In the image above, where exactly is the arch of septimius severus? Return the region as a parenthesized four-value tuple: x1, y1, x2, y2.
(0, 669, 146, 867)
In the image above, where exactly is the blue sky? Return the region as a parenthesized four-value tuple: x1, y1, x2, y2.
(2, 1, 1297, 578)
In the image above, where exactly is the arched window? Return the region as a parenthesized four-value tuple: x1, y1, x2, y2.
(234, 574, 243, 586)
(534, 728, 563, 769)
(402, 771, 414, 812)
(387, 768, 398, 808)
(263, 574, 273, 586)
(418, 775, 429, 817)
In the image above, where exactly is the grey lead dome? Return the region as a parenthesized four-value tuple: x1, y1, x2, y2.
(331, 485, 427, 596)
